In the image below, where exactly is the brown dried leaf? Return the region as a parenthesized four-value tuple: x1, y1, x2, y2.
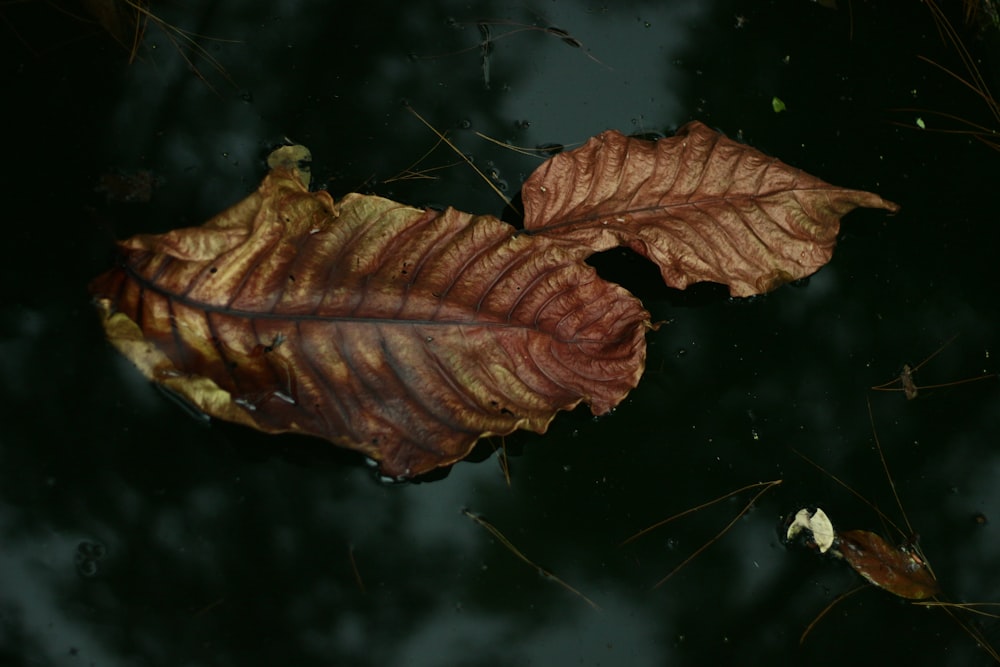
(90, 124, 899, 478)
(522, 122, 900, 296)
(838, 529, 941, 600)
(90, 167, 649, 479)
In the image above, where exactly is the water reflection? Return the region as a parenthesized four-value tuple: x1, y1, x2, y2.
(3, 0, 1000, 664)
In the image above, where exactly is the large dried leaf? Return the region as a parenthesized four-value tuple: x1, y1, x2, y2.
(838, 529, 940, 600)
(522, 122, 899, 296)
(90, 168, 648, 478)
(90, 123, 898, 478)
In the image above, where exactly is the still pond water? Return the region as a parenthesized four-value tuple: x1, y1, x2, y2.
(2, 1, 999, 665)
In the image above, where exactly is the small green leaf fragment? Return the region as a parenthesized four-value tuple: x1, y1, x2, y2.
(916, 117, 926, 129)
(772, 96, 787, 113)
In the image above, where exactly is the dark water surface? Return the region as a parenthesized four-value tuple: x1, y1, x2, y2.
(3, 1, 999, 665)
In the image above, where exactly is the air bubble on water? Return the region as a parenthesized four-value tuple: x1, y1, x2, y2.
(77, 560, 98, 578)
(75, 541, 107, 579)
(459, 118, 472, 129)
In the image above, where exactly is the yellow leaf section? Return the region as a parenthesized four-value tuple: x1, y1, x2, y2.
(94, 307, 260, 432)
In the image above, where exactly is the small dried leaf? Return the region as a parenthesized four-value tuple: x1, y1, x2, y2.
(837, 529, 940, 600)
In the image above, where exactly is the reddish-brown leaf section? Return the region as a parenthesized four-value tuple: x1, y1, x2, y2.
(838, 529, 940, 600)
(522, 121, 900, 296)
(90, 167, 649, 478)
(91, 124, 899, 477)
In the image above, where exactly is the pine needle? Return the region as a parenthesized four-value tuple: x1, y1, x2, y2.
(648, 479, 782, 589)
(800, 585, 867, 644)
(463, 509, 600, 610)
(404, 105, 517, 213)
(622, 479, 782, 546)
